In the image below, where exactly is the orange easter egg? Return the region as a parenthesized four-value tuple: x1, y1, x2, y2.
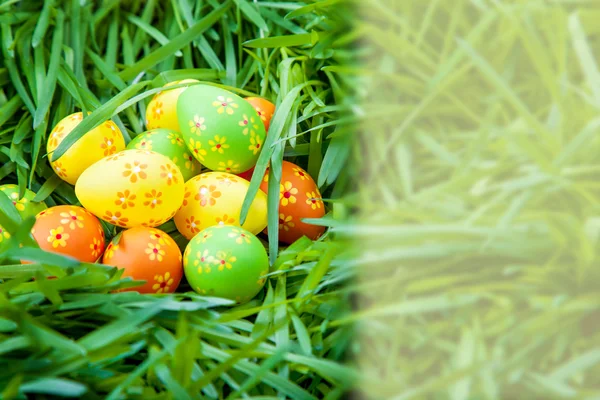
(102, 227, 183, 294)
(245, 97, 275, 132)
(259, 161, 325, 244)
(31, 205, 105, 262)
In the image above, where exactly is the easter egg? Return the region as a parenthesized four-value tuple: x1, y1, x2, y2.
(103, 227, 183, 294)
(245, 97, 275, 132)
(75, 149, 185, 228)
(126, 128, 202, 181)
(31, 205, 105, 262)
(0, 184, 47, 245)
(0, 184, 47, 219)
(177, 85, 267, 173)
(237, 166, 255, 181)
(146, 79, 199, 131)
(47, 112, 126, 185)
(173, 172, 267, 240)
(183, 225, 268, 303)
(260, 161, 325, 244)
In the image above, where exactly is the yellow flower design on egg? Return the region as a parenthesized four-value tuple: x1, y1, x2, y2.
(208, 135, 229, 154)
(217, 160, 241, 173)
(188, 138, 207, 162)
(248, 133, 263, 155)
(9, 192, 26, 212)
(214, 251, 237, 271)
(90, 237, 102, 258)
(306, 191, 322, 210)
(0, 226, 11, 242)
(48, 226, 69, 248)
(279, 214, 295, 232)
(293, 167, 308, 181)
(194, 250, 213, 274)
(149, 229, 167, 245)
(153, 271, 174, 293)
(279, 181, 298, 206)
(239, 114, 259, 136)
(135, 138, 153, 151)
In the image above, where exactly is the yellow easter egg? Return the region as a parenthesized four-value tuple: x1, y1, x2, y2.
(173, 172, 267, 240)
(75, 149, 185, 228)
(47, 112, 126, 185)
(146, 79, 199, 132)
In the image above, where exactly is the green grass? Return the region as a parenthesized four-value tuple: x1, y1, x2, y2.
(356, 0, 600, 398)
(0, 0, 355, 398)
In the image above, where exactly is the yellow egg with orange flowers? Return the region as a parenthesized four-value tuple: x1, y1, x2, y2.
(173, 172, 267, 240)
(47, 112, 126, 185)
(145, 79, 199, 132)
(31, 205, 105, 262)
(75, 150, 185, 228)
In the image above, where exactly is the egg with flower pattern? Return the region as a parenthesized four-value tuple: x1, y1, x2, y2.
(0, 184, 47, 245)
(260, 161, 326, 244)
(103, 227, 183, 294)
(173, 172, 267, 240)
(177, 85, 267, 173)
(31, 205, 105, 262)
(75, 149, 185, 228)
(183, 225, 268, 303)
(245, 97, 275, 132)
(47, 112, 126, 185)
(146, 79, 199, 131)
(126, 128, 202, 181)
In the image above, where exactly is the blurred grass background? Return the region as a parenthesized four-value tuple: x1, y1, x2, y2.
(353, 0, 600, 398)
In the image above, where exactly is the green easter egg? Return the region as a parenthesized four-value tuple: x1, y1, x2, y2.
(0, 184, 48, 244)
(0, 184, 48, 219)
(126, 128, 202, 181)
(183, 225, 268, 303)
(176, 85, 266, 173)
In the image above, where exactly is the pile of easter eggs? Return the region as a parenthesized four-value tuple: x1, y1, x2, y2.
(0, 81, 326, 304)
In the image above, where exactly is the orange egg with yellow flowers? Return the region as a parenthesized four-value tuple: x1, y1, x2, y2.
(245, 97, 275, 132)
(259, 161, 326, 244)
(102, 227, 183, 294)
(31, 205, 105, 262)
